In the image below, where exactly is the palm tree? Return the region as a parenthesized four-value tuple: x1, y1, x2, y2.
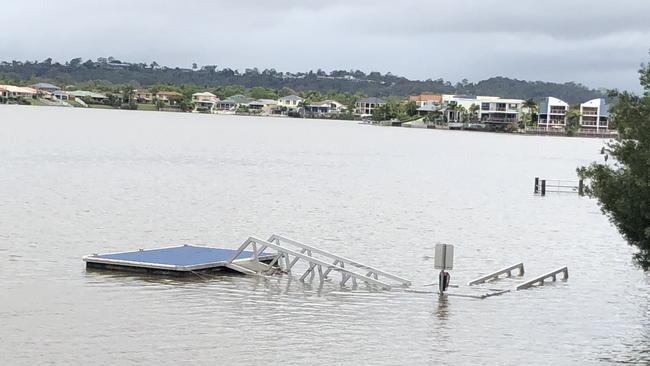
(456, 105, 467, 124)
(445, 103, 465, 125)
(297, 100, 308, 118)
(468, 103, 480, 122)
(522, 98, 538, 127)
(430, 110, 443, 124)
(566, 105, 582, 129)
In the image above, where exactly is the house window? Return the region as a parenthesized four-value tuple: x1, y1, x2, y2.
(481, 103, 490, 110)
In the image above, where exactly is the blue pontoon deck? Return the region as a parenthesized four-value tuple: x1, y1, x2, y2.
(83, 244, 276, 275)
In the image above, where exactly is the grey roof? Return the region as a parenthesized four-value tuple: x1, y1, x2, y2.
(538, 100, 548, 113)
(229, 94, 254, 103)
(32, 82, 60, 90)
(357, 97, 385, 104)
(598, 98, 609, 117)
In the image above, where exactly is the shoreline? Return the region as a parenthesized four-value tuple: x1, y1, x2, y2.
(1, 102, 617, 140)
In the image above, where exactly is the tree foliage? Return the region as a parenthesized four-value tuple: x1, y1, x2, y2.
(578, 54, 650, 268)
(0, 57, 605, 104)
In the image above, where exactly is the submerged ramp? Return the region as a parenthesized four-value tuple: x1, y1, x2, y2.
(83, 244, 276, 275)
(225, 235, 412, 290)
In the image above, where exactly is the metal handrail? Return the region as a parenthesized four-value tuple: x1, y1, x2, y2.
(516, 267, 568, 290)
(468, 263, 524, 285)
(267, 234, 412, 286)
(226, 236, 399, 289)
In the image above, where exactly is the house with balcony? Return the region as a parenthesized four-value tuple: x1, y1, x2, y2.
(479, 98, 524, 124)
(580, 98, 609, 131)
(277, 95, 303, 113)
(155, 91, 183, 105)
(191, 91, 219, 113)
(416, 100, 445, 116)
(304, 100, 347, 115)
(248, 99, 278, 113)
(442, 95, 497, 126)
(135, 89, 154, 103)
(355, 97, 385, 116)
(217, 94, 254, 111)
(52, 90, 70, 101)
(537, 97, 569, 128)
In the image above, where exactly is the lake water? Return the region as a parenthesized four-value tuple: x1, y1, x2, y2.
(1, 106, 648, 365)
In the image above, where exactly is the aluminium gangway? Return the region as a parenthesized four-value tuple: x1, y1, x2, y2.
(224, 234, 412, 290)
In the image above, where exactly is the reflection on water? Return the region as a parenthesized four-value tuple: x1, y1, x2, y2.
(1, 106, 649, 365)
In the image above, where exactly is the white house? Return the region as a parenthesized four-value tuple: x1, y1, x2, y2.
(355, 97, 385, 116)
(443, 95, 494, 126)
(537, 97, 569, 128)
(305, 100, 347, 115)
(478, 98, 524, 124)
(580, 98, 609, 131)
(248, 99, 278, 113)
(192, 92, 219, 113)
(278, 95, 303, 112)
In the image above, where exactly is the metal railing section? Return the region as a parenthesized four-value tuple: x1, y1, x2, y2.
(467, 263, 525, 286)
(225, 235, 412, 290)
(515, 267, 568, 290)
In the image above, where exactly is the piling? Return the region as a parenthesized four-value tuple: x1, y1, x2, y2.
(578, 179, 584, 196)
(541, 180, 546, 196)
(534, 177, 539, 194)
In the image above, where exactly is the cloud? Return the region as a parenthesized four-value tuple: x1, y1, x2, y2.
(0, 0, 647, 92)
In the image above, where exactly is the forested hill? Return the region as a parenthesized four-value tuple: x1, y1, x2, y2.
(0, 58, 604, 104)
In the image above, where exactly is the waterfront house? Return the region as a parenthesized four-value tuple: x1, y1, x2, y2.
(31, 82, 60, 93)
(355, 97, 385, 116)
(217, 98, 238, 111)
(191, 92, 219, 113)
(278, 95, 303, 110)
(155, 91, 182, 104)
(135, 89, 154, 103)
(416, 100, 444, 116)
(217, 94, 254, 111)
(409, 94, 442, 108)
(0, 84, 38, 99)
(305, 100, 347, 115)
(442, 95, 488, 126)
(580, 98, 609, 131)
(248, 99, 278, 113)
(69, 90, 108, 103)
(537, 97, 569, 128)
(479, 98, 523, 124)
(52, 90, 70, 101)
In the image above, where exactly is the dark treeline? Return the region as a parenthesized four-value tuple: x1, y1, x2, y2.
(0, 57, 604, 104)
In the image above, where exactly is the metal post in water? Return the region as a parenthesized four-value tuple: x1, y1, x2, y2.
(541, 180, 546, 196)
(578, 179, 584, 196)
(534, 177, 539, 194)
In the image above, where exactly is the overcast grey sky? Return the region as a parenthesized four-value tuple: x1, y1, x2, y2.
(1, 0, 648, 91)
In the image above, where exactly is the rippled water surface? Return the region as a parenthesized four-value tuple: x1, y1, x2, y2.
(1, 106, 649, 365)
